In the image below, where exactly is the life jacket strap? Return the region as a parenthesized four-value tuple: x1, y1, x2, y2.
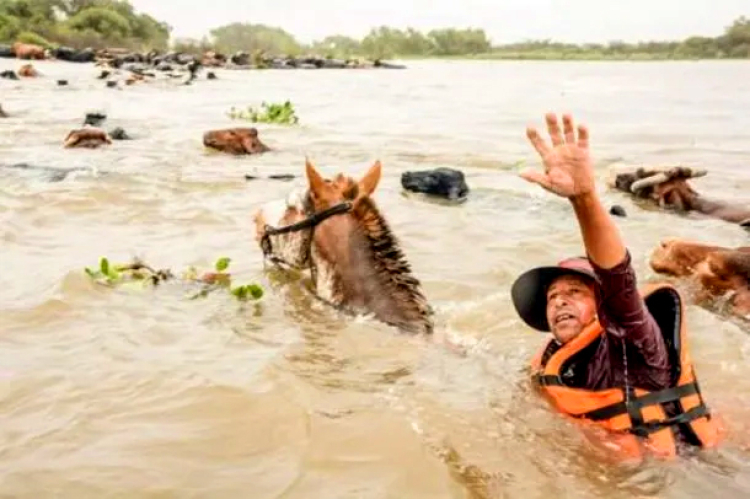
(531, 375, 711, 438)
(533, 374, 564, 386)
(628, 404, 710, 437)
(584, 382, 701, 421)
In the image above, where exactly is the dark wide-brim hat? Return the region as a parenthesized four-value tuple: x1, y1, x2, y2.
(511, 256, 600, 332)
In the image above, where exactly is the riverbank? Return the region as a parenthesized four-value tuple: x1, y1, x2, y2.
(395, 51, 750, 62)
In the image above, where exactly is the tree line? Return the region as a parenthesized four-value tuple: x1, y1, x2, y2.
(1, 1, 748, 60)
(0, 0, 170, 51)
(488, 17, 750, 60)
(183, 18, 750, 60)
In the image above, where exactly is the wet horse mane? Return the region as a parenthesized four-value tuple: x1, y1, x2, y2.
(357, 196, 432, 324)
(305, 179, 433, 334)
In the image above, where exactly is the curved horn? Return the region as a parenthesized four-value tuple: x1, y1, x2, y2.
(663, 166, 708, 180)
(63, 132, 78, 148)
(684, 168, 708, 179)
(630, 172, 669, 193)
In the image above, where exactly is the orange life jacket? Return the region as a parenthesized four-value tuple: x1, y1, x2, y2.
(530, 282, 725, 460)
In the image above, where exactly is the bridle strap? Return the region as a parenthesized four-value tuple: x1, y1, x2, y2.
(259, 200, 355, 313)
(263, 201, 352, 238)
(260, 200, 352, 268)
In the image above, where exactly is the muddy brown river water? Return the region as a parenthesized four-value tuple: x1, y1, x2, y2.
(1, 59, 750, 498)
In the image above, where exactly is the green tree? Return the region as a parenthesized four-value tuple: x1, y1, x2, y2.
(355, 26, 492, 58)
(66, 7, 130, 39)
(171, 36, 214, 55)
(427, 28, 491, 55)
(309, 35, 361, 58)
(719, 16, 750, 57)
(0, 0, 170, 50)
(209, 23, 301, 56)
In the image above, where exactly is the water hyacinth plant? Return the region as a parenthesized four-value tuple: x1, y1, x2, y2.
(227, 100, 299, 125)
(84, 256, 264, 301)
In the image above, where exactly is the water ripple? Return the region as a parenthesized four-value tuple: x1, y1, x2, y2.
(1, 58, 750, 498)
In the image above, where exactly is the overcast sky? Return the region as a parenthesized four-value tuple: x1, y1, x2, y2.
(128, 1, 747, 45)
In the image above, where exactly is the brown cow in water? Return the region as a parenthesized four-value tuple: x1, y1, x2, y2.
(17, 63, 38, 78)
(125, 73, 146, 86)
(607, 165, 750, 228)
(201, 50, 226, 67)
(203, 127, 270, 155)
(12, 42, 46, 60)
(650, 238, 750, 319)
(64, 127, 112, 148)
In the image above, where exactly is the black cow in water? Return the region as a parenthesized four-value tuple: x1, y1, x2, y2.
(401, 167, 470, 202)
(51, 46, 96, 63)
(0, 44, 14, 58)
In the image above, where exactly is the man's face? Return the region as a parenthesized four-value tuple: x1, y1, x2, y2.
(545, 274, 597, 344)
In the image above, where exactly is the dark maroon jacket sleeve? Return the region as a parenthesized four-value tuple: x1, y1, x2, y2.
(589, 251, 672, 380)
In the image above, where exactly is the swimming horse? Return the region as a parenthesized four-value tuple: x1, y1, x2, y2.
(253, 159, 434, 335)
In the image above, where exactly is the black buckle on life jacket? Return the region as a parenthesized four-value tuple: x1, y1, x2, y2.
(532, 374, 564, 387)
(630, 404, 710, 437)
(581, 381, 709, 437)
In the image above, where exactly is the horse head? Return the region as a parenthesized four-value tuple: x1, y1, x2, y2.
(253, 159, 433, 334)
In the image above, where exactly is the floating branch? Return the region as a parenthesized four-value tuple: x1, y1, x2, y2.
(84, 256, 264, 301)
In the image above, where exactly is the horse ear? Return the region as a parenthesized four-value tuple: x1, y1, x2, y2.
(358, 160, 382, 198)
(305, 158, 327, 198)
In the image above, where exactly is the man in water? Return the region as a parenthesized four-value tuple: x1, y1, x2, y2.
(510, 113, 722, 458)
(511, 112, 671, 391)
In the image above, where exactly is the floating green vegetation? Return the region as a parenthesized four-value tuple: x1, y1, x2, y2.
(227, 101, 299, 125)
(84, 256, 264, 302)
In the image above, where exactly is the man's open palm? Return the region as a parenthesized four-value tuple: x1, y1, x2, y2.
(520, 113, 596, 199)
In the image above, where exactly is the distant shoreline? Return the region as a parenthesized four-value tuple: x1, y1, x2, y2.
(2, 3, 748, 64)
(393, 53, 750, 62)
